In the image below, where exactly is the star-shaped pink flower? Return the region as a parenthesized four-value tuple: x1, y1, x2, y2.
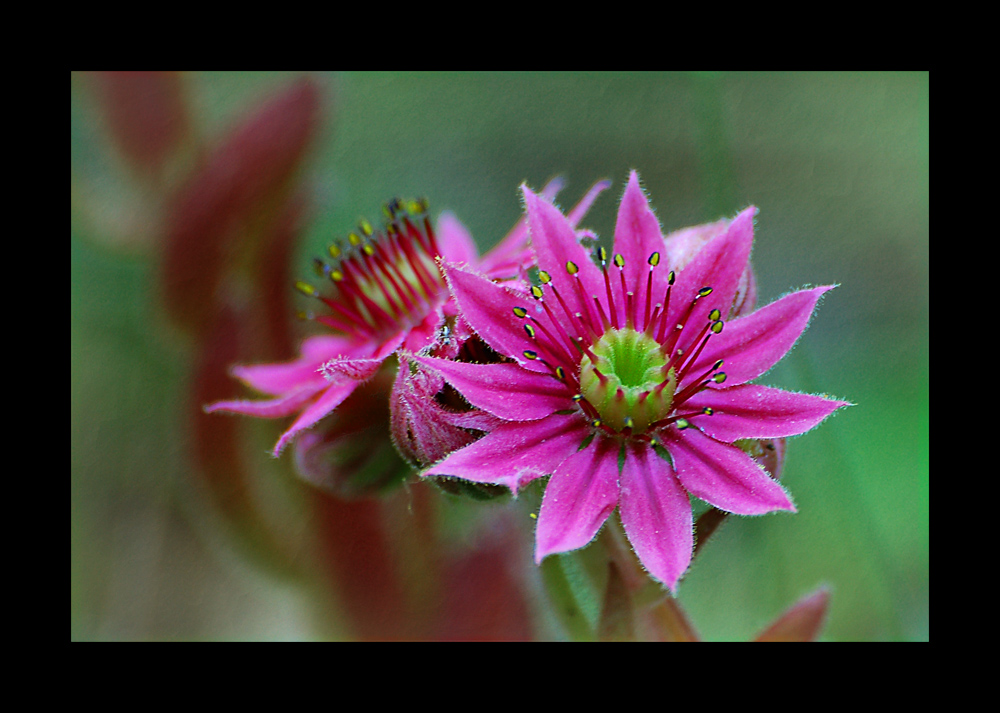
(413, 171, 849, 590)
(205, 180, 609, 456)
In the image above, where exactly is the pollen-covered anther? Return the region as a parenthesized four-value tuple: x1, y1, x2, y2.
(295, 198, 448, 339)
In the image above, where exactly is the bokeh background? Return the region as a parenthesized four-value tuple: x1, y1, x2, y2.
(71, 71, 928, 641)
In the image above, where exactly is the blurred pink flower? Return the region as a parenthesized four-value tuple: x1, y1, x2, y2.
(413, 171, 849, 590)
(206, 180, 609, 456)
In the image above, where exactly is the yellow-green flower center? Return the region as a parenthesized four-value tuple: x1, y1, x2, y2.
(580, 327, 676, 434)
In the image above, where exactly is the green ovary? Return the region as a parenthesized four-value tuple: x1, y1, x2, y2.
(579, 328, 676, 433)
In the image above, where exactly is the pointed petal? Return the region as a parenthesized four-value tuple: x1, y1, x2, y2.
(443, 263, 550, 373)
(535, 436, 621, 563)
(477, 176, 565, 278)
(435, 211, 480, 267)
(661, 426, 795, 515)
(204, 381, 326, 418)
(691, 285, 835, 386)
(319, 356, 384, 383)
(272, 380, 360, 456)
(614, 171, 669, 319)
(666, 206, 756, 339)
(566, 178, 612, 227)
(231, 334, 358, 396)
(619, 441, 693, 590)
(522, 185, 605, 323)
(687, 384, 850, 442)
(409, 355, 574, 421)
(424, 414, 590, 493)
(662, 218, 730, 271)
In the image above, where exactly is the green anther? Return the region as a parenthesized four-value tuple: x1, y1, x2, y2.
(363, 244, 375, 256)
(348, 232, 362, 247)
(698, 286, 713, 298)
(539, 270, 552, 284)
(668, 270, 676, 285)
(711, 320, 724, 334)
(675, 418, 691, 430)
(513, 306, 528, 318)
(712, 372, 727, 384)
(614, 254, 625, 268)
(555, 366, 566, 380)
(572, 394, 583, 402)
(531, 285, 544, 300)
(329, 243, 342, 259)
(702, 407, 714, 415)
(524, 324, 536, 339)
(709, 308, 721, 321)
(359, 219, 374, 237)
(648, 252, 660, 267)
(331, 270, 344, 282)
(599, 246, 608, 263)
(524, 350, 538, 360)
(566, 261, 579, 275)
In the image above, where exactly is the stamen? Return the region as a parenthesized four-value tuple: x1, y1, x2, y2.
(593, 295, 612, 332)
(671, 361, 726, 409)
(662, 285, 712, 357)
(654, 270, 676, 342)
(600, 248, 620, 330)
(615, 254, 629, 326)
(297, 198, 450, 340)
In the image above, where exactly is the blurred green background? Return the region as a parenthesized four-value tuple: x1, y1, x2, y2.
(71, 72, 928, 640)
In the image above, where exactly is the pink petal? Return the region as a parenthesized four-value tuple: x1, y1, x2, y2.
(477, 176, 566, 278)
(662, 218, 730, 272)
(319, 356, 384, 383)
(566, 178, 612, 227)
(435, 211, 480, 268)
(231, 334, 359, 395)
(522, 185, 605, 323)
(661, 426, 795, 515)
(401, 309, 443, 352)
(204, 381, 326, 418)
(613, 171, 670, 324)
(691, 285, 835, 386)
(424, 414, 590, 494)
(409, 355, 574, 421)
(666, 206, 756, 339)
(272, 380, 360, 456)
(535, 435, 621, 563)
(619, 441, 693, 590)
(443, 263, 550, 373)
(686, 384, 850, 442)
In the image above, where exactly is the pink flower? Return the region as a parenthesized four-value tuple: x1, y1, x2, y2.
(412, 171, 848, 590)
(206, 180, 609, 456)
